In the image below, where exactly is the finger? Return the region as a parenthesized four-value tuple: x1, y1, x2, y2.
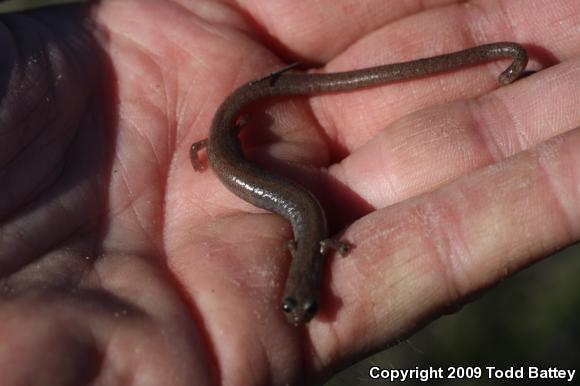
(313, 0, 578, 149)
(0, 14, 95, 218)
(309, 124, 580, 372)
(234, 0, 459, 62)
(330, 58, 580, 211)
(0, 255, 206, 385)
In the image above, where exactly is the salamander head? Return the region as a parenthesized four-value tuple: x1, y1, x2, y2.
(282, 295, 318, 326)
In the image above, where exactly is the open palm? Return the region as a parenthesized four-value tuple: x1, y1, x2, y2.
(1, 1, 579, 385)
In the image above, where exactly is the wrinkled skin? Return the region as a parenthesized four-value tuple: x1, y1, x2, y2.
(1, 1, 579, 385)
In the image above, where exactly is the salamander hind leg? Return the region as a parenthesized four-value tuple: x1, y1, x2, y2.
(190, 139, 208, 171)
(190, 111, 251, 172)
(320, 239, 351, 256)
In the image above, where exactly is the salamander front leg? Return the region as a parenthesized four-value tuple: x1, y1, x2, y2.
(320, 239, 350, 256)
(285, 240, 298, 258)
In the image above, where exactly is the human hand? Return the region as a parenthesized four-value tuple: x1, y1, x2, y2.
(1, 1, 578, 385)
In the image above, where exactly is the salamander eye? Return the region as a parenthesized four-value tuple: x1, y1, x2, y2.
(303, 298, 318, 316)
(282, 298, 297, 313)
